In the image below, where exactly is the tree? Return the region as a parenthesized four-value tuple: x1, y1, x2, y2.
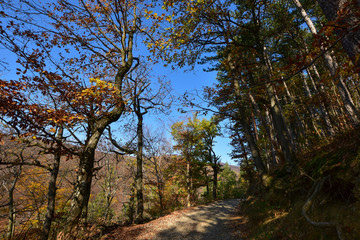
(151, 0, 359, 178)
(107, 63, 172, 222)
(197, 117, 222, 200)
(0, 124, 68, 240)
(291, 0, 360, 125)
(143, 128, 173, 215)
(171, 115, 221, 204)
(217, 163, 241, 199)
(41, 126, 64, 240)
(127, 65, 172, 222)
(171, 115, 204, 207)
(0, 0, 162, 226)
(0, 132, 23, 239)
(317, 0, 360, 72)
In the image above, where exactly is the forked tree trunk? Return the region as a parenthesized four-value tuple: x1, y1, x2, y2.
(69, 65, 128, 225)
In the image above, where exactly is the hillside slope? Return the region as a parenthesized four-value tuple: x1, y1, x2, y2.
(237, 127, 360, 239)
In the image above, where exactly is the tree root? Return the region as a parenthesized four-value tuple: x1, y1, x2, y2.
(302, 176, 344, 240)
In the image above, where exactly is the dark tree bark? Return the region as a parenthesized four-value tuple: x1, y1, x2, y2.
(292, 0, 360, 125)
(41, 127, 63, 240)
(4, 167, 21, 240)
(317, 0, 360, 70)
(69, 62, 130, 224)
(186, 152, 191, 207)
(211, 151, 220, 200)
(135, 109, 144, 222)
(233, 79, 267, 175)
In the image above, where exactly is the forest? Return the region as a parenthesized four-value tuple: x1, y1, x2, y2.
(0, 0, 360, 239)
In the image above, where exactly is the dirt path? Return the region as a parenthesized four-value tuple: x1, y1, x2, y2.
(101, 199, 241, 240)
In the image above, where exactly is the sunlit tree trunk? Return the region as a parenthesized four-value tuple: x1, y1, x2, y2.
(71, 147, 96, 223)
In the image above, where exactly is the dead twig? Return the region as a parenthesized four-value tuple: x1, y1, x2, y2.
(302, 176, 344, 240)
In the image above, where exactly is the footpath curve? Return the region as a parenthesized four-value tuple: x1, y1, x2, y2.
(101, 199, 241, 240)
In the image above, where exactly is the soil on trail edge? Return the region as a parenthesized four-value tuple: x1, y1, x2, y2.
(101, 199, 241, 240)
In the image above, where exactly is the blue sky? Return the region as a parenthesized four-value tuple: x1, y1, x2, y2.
(142, 63, 236, 166)
(0, 10, 236, 166)
(0, 49, 236, 166)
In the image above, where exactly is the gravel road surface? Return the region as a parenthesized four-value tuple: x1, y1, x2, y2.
(102, 199, 241, 240)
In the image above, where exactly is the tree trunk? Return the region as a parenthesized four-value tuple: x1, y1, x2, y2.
(248, 92, 278, 168)
(317, 0, 360, 71)
(233, 79, 267, 175)
(135, 112, 144, 222)
(41, 127, 63, 240)
(292, 0, 360, 125)
(7, 186, 15, 240)
(239, 138, 254, 184)
(300, 72, 323, 138)
(186, 153, 191, 207)
(212, 154, 218, 200)
(266, 82, 294, 164)
(306, 67, 335, 136)
(70, 147, 96, 223)
(212, 170, 217, 200)
(5, 167, 21, 240)
(283, 80, 307, 142)
(158, 183, 164, 215)
(311, 64, 340, 132)
(260, 43, 295, 164)
(69, 67, 127, 225)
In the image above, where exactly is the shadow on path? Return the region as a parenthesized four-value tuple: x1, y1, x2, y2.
(153, 199, 241, 240)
